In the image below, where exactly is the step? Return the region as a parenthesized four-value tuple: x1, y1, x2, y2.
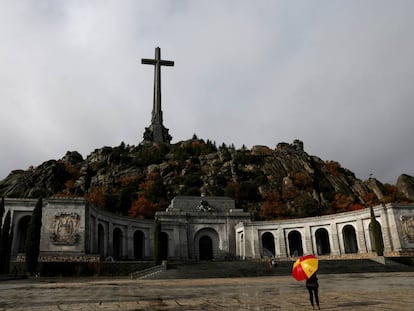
(144, 258, 414, 280)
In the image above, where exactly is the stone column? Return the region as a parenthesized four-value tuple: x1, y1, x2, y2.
(380, 205, 394, 253)
(107, 223, 113, 257)
(277, 228, 287, 258)
(122, 225, 131, 258)
(386, 205, 402, 251)
(330, 224, 340, 255)
(356, 219, 368, 253)
(147, 226, 153, 259)
(243, 226, 254, 259)
(303, 225, 313, 254)
(252, 227, 261, 259)
(125, 225, 132, 259)
(89, 216, 96, 254)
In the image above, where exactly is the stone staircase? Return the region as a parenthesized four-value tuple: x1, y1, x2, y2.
(141, 258, 414, 280)
(130, 262, 167, 279)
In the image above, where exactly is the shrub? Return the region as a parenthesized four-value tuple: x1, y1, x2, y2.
(25, 198, 43, 275)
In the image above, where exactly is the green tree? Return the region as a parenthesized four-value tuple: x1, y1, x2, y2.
(0, 211, 12, 274)
(370, 206, 384, 256)
(25, 198, 43, 275)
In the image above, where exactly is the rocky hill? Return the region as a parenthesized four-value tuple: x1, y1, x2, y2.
(0, 138, 412, 220)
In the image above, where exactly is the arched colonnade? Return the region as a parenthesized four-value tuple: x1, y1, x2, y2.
(236, 208, 390, 259)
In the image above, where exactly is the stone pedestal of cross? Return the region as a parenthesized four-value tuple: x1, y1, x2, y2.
(141, 47, 174, 144)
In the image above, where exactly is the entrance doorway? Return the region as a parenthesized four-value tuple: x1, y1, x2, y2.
(194, 228, 219, 260)
(315, 228, 331, 255)
(199, 236, 213, 260)
(261, 232, 276, 257)
(134, 230, 144, 260)
(343, 225, 358, 254)
(16, 216, 31, 253)
(288, 230, 304, 257)
(113, 228, 123, 260)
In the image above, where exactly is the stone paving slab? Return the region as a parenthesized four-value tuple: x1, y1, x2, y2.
(0, 272, 413, 310)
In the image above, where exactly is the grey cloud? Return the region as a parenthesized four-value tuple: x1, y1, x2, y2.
(0, 1, 413, 184)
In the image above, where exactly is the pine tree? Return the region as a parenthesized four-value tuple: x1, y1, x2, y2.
(370, 206, 384, 256)
(0, 211, 11, 274)
(153, 218, 161, 264)
(25, 198, 43, 275)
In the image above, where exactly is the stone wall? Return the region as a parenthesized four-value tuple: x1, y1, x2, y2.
(4, 198, 414, 265)
(235, 203, 414, 259)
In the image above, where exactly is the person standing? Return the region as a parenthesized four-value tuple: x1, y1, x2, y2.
(306, 273, 320, 310)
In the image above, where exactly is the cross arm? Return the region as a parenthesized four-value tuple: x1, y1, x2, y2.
(141, 58, 157, 65)
(160, 60, 174, 67)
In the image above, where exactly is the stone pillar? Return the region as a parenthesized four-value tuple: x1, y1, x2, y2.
(252, 227, 261, 259)
(235, 230, 244, 259)
(380, 205, 394, 253)
(303, 225, 313, 254)
(356, 219, 368, 253)
(89, 216, 96, 254)
(121, 225, 131, 258)
(277, 228, 287, 258)
(147, 226, 153, 259)
(386, 205, 402, 252)
(330, 224, 340, 255)
(107, 223, 113, 257)
(243, 226, 254, 259)
(171, 224, 183, 259)
(124, 226, 132, 259)
(10, 215, 19, 255)
(181, 223, 190, 260)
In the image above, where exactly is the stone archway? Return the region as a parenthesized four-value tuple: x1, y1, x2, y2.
(343, 225, 358, 254)
(194, 228, 219, 260)
(288, 230, 303, 257)
(315, 228, 331, 255)
(134, 230, 145, 260)
(113, 227, 123, 260)
(16, 216, 31, 253)
(261, 232, 275, 257)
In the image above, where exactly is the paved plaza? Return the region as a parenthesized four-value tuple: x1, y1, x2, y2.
(0, 272, 413, 310)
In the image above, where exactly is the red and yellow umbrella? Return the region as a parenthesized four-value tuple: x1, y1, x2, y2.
(292, 254, 318, 281)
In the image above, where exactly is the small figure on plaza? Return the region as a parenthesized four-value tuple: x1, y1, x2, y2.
(306, 273, 320, 310)
(268, 258, 278, 268)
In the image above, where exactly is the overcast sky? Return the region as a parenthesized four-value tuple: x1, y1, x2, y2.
(0, 1, 413, 184)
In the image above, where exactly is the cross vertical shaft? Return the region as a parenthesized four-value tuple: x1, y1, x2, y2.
(141, 47, 174, 144)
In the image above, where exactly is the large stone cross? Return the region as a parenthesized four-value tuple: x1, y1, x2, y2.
(142, 47, 174, 126)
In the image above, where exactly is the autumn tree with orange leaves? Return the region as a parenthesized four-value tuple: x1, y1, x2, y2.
(260, 190, 287, 219)
(129, 196, 157, 219)
(128, 172, 168, 219)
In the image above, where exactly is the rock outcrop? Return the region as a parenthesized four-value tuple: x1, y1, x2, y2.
(0, 139, 412, 219)
(396, 174, 414, 201)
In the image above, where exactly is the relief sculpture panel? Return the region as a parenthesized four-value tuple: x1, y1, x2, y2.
(400, 216, 414, 243)
(50, 212, 81, 245)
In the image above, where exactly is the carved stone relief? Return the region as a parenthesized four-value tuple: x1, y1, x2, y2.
(50, 212, 81, 245)
(400, 216, 414, 243)
(196, 200, 215, 212)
